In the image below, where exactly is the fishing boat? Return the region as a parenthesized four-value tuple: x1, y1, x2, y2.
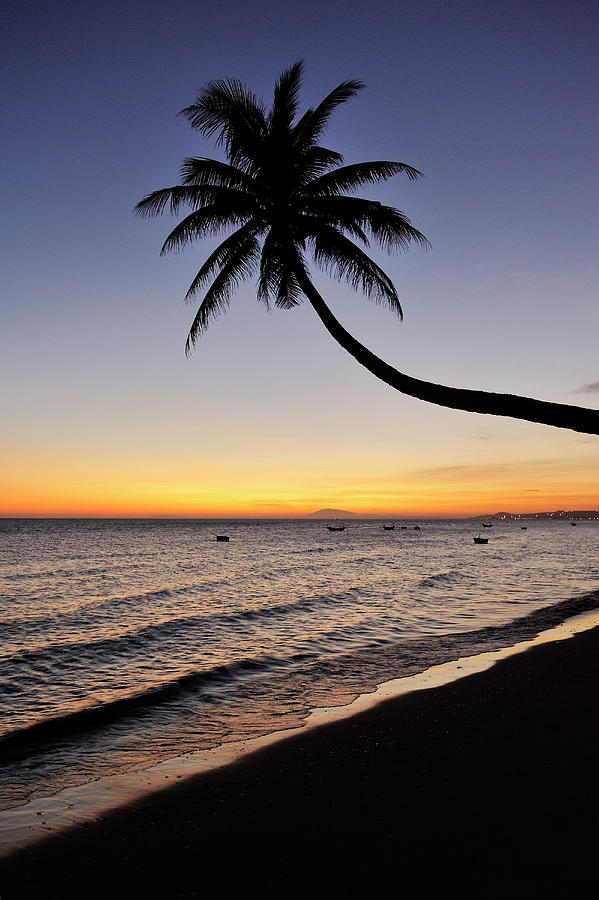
(521, 526, 527, 530)
(383, 525, 395, 531)
(215, 535, 230, 542)
(327, 525, 345, 531)
(473, 535, 488, 544)
(482, 523, 492, 528)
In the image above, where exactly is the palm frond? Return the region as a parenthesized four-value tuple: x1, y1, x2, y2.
(270, 60, 304, 133)
(303, 196, 429, 251)
(296, 146, 344, 184)
(258, 231, 305, 308)
(298, 212, 370, 246)
(304, 161, 423, 196)
(257, 231, 282, 307)
(180, 79, 267, 172)
(271, 264, 304, 309)
(185, 236, 260, 354)
(179, 157, 258, 194)
(310, 224, 403, 315)
(184, 219, 264, 302)
(135, 186, 194, 218)
(160, 200, 255, 254)
(135, 184, 255, 218)
(293, 79, 364, 150)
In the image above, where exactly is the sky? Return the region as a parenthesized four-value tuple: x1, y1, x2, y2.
(1, 0, 598, 517)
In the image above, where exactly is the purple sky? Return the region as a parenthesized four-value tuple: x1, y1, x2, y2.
(2, 0, 598, 515)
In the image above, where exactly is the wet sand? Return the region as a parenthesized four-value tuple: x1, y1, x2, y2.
(2, 624, 599, 897)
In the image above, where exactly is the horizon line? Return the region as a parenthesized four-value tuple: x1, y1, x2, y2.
(2, 510, 597, 521)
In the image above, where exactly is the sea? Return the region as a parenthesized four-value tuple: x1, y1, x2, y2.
(1, 517, 598, 843)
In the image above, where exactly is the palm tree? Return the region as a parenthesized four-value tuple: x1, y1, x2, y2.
(136, 61, 599, 435)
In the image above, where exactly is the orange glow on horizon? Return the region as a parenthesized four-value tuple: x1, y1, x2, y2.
(3, 477, 597, 519)
(3, 438, 597, 519)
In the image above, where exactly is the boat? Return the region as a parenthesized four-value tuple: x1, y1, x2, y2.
(215, 535, 230, 542)
(571, 521, 577, 526)
(400, 526, 408, 530)
(520, 526, 527, 530)
(482, 523, 492, 528)
(383, 525, 395, 531)
(473, 535, 488, 544)
(327, 525, 345, 531)
(413, 525, 421, 531)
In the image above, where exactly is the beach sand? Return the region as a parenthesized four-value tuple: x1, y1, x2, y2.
(2, 624, 598, 898)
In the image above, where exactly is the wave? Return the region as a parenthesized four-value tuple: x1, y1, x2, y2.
(0, 589, 359, 667)
(0, 648, 317, 760)
(0, 586, 176, 629)
(289, 546, 335, 555)
(3, 566, 112, 581)
(1, 589, 598, 766)
(417, 570, 471, 589)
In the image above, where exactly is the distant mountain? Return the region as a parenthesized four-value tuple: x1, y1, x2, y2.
(308, 508, 360, 518)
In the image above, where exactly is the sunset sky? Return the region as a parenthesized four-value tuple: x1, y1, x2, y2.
(2, 0, 598, 517)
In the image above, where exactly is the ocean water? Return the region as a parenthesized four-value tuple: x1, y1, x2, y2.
(1, 517, 598, 818)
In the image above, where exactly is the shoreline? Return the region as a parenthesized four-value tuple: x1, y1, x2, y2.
(2, 602, 599, 858)
(2, 606, 599, 894)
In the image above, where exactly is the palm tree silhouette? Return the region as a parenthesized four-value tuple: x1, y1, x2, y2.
(136, 61, 598, 435)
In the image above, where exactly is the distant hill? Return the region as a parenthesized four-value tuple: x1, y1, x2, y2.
(308, 508, 360, 518)
(486, 510, 599, 520)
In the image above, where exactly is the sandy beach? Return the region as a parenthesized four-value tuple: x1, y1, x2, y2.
(2, 621, 598, 898)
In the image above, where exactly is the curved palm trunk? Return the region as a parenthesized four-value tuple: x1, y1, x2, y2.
(296, 272, 599, 435)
